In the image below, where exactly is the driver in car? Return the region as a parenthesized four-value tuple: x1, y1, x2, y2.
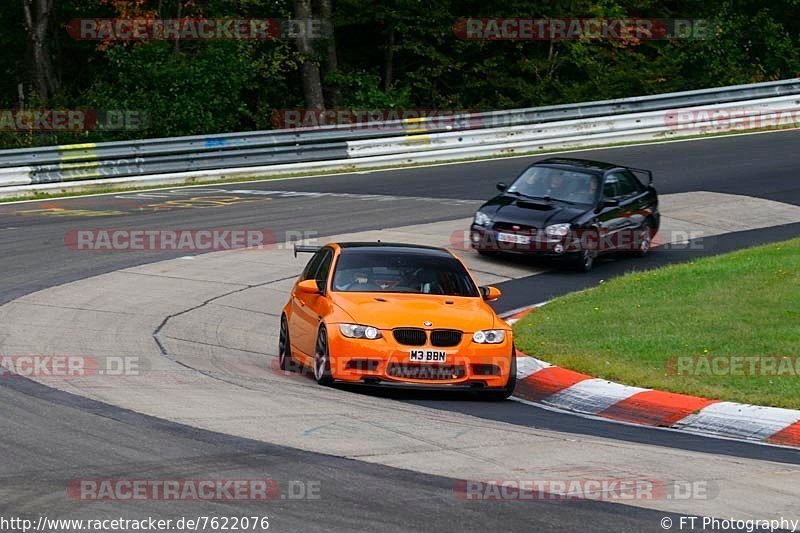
(334, 269, 374, 291)
(563, 176, 599, 203)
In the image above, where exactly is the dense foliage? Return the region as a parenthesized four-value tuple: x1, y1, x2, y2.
(2, 0, 799, 148)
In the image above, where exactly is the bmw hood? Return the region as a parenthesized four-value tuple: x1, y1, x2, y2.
(332, 293, 501, 332)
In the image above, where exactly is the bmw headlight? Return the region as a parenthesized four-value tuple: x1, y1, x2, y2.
(473, 211, 493, 227)
(472, 329, 505, 344)
(339, 324, 382, 339)
(545, 223, 571, 238)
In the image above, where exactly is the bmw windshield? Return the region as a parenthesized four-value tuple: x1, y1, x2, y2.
(332, 250, 479, 297)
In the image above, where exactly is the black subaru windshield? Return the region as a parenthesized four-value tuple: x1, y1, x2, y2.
(509, 166, 599, 205)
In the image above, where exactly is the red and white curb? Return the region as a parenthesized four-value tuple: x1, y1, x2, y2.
(504, 306, 800, 448)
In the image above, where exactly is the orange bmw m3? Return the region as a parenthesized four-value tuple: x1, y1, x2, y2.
(279, 242, 516, 399)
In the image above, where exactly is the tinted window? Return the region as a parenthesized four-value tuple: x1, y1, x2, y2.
(615, 171, 641, 197)
(302, 249, 327, 280)
(314, 249, 333, 287)
(332, 250, 479, 297)
(603, 174, 619, 198)
(509, 166, 599, 204)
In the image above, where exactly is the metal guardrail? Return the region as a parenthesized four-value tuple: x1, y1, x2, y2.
(347, 94, 800, 157)
(1, 78, 799, 188)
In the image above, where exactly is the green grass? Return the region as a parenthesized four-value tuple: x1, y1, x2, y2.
(514, 238, 800, 409)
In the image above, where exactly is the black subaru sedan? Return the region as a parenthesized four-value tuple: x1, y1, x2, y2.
(470, 158, 660, 272)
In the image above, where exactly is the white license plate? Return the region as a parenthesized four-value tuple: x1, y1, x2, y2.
(497, 232, 530, 244)
(410, 350, 447, 363)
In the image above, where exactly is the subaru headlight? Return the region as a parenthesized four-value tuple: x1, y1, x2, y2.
(545, 223, 571, 237)
(473, 211, 493, 227)
(339, 324, 382, 339)
(472, 329, 505, 344)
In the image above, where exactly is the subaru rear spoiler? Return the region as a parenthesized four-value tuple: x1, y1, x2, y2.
(626, 166, 653, 185)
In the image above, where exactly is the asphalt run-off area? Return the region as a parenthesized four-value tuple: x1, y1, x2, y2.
(2, 130, 800, 532)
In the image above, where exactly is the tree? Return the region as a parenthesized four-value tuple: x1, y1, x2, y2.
(3, 0, 800, 149)
(294, 0, 325, 109)
(316, 0, 339, 106)
(22, 0, 58, 99)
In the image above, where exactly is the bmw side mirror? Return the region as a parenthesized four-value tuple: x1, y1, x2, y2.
(496, 182, 508, 192)
(481, 286, 502, 301)
(297, 279, 320, 294)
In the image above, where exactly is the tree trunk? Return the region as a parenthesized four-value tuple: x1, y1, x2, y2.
(22, 0, 58, 100)
(173, 0, 183, 55)
(383, 26, 395, 90)
(294, 0, 325, 110)
(316, 0, 338, 107)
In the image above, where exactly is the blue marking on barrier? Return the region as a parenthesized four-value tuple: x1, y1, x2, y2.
(205, 138, 227, 148)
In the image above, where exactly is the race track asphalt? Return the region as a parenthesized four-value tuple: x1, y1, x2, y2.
(3, 377, 687, 532)
(1, 129, 799, 531)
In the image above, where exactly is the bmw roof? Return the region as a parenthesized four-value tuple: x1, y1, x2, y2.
(337, 242, 452, 256)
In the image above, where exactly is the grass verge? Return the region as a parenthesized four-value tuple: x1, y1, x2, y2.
(514, 238, 800, 409)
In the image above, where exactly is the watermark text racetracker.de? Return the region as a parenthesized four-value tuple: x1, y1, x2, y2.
(67, 479, 320, 501)
(454, 478, 716, 502)
(67, 18, 330, 41)
(666, 355, 800, 377)
(454, 18, 712, 40)
(665, 107, 800, 132)
(65, 229, 283, 252)
(272, 108, 480, 130)
(454, 228, 705, 253)
(0, 355, 139, 379)
(0, 109, 148, 132)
